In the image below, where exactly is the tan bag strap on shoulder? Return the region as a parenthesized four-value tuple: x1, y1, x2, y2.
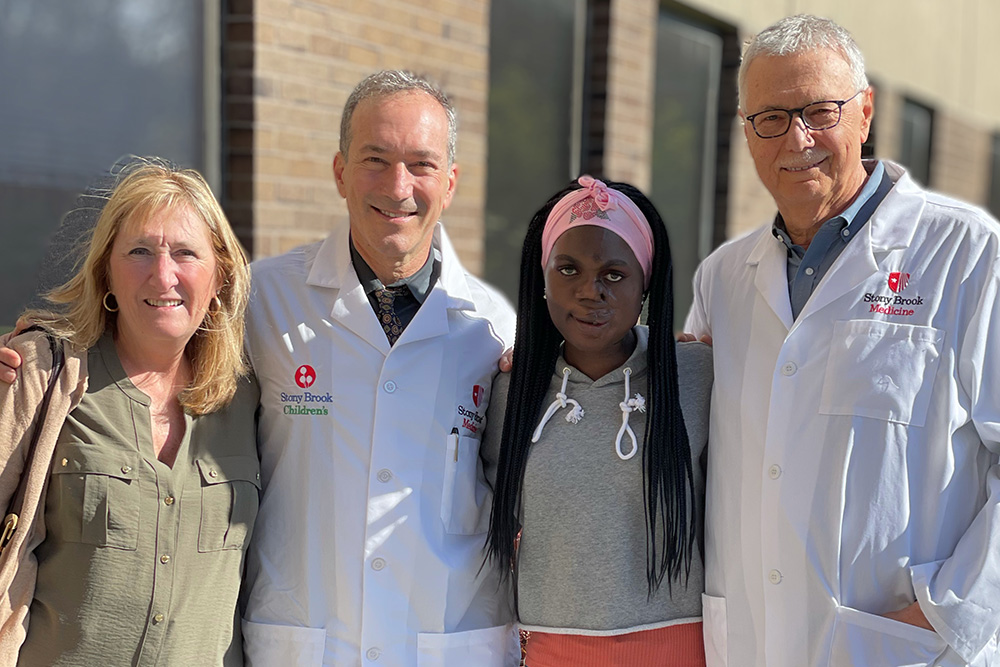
(0, 327, 65, 554)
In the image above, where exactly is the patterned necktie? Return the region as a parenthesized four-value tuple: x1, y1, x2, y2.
(375, 286, 406, 345)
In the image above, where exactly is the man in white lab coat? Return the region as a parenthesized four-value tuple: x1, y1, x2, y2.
(684, 15, 1000, 667)
(0, 71, 519, 665)
(237, 72, 518, 665)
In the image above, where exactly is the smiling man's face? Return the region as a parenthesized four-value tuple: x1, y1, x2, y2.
(333, 90, 458, 283)
(741, 48, 873, 228)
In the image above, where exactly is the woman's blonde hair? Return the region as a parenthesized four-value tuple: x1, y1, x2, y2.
(28, 158, 250, 414)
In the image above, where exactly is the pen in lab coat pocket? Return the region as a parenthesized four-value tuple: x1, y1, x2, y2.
(451, 427, 459, 461)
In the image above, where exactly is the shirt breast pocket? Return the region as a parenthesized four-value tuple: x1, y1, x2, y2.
(440, 433, 491, 535)
(819, 319, 945, 426)
(196, 456, 262, 552)
(49, 446, 141, 550)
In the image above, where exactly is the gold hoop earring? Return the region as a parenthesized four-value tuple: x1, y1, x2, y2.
(103, 291, 119, 312)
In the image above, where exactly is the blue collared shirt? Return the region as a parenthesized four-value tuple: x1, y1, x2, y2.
(773, 160, 892, 319)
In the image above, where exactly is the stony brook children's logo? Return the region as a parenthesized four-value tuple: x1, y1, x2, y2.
(457, 385, 486, 435)
(295, 364, 316, 388)
(863, 270, 924, 317)
(280, 364, 331, 416)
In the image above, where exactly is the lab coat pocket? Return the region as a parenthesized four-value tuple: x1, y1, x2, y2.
(197, 456, 262, 552)
(819, 320, 944, 426)
(49, 446, 140, 550)
(242, 619, 326, 667)
(828, 605, 947, 666)
(440, 433, 491, 535)
(702, 593, 728, 667)
(417, 623, 519, 667)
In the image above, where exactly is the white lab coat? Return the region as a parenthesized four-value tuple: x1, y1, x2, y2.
(686, 161, 1000, 667)
(240, 222, 519, 666)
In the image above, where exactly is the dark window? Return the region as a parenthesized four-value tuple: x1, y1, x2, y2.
(485, 0, 585, 300)
(989, 133, 1000, 219)
(650, 9, 734, 328)
(0, 0, 216, 326)
(899, 98, 934, 186)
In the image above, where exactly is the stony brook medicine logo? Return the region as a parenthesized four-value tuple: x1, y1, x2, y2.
(863, 271, 924, 317)
(457, 384, 486, 435)
(280, 364, 332, 416)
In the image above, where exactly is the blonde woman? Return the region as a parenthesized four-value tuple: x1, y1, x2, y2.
(0, 161, 259, 665)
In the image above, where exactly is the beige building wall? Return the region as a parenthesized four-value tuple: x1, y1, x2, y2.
(226, 0, 492, 272)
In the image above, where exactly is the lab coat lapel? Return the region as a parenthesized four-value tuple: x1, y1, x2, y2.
(748, 229, 794, 331)
(794, 166, 920, 325)
(399, 225, 474, 345)
(307, 226, 392, 354)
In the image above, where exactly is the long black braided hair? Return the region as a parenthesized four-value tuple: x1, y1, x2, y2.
(485, 178, 695, 599)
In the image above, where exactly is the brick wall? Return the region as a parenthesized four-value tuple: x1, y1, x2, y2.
(224, 0, 492, 272)
(602, 0, 657, 190)
(930, 111, 992, 206)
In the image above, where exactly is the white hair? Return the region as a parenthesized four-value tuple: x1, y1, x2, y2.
(739, 15, 869, 111)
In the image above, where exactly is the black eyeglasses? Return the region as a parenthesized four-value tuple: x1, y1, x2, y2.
(744, 90, 864, 139)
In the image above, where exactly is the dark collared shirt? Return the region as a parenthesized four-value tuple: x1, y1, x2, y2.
(773, 160, 893, 319)
(350, 238, 441, 333)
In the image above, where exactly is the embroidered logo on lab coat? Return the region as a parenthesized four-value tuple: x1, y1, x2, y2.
(295, 364, 316, 388)
(863, 271, 924, 317)
(279, 364, 331, 416)
(457, 385, 487, 435)
(887, 272, 910, 293)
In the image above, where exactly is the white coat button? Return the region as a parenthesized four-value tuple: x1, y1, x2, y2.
(366, 647, 381, 660)
(376, 469, 392, 483)
(769, 569, 782, 584)
(768, 464, 781, 479)
(804, 267, 815, 276)
(383, 380, 397, 393)
(781, 362, 797, 376)
(371, 557, 386, 571)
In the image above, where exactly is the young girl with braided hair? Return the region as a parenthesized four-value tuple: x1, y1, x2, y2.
(483, 176, 712, 666)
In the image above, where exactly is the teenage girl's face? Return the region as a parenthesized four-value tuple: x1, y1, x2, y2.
(544, 225, 645, 380)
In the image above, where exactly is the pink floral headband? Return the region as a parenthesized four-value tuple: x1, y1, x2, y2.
(540, 175, 654, 288)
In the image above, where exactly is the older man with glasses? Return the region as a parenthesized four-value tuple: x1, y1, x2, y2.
(684, 14, 1000, 667)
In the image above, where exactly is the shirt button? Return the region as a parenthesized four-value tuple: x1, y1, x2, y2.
(160, 554, 171, 564)
(371, 557, 386, 571)
(842, 228, 850, 237)
(366, 647, 381, 660)
(152, 613, 164, 624)
(781, 362, 797, 376)
(768, 464, 782, 479)
(376, 469, 393, 483)
(164, 496, 175, 506)
(61, 458, 68, 467)
(121, 465, 132, 474)
(383, 380, 397, 393)
(208, 469, 218, 478)
(769, 569, 782, 584)
(804, 267, 815, 276)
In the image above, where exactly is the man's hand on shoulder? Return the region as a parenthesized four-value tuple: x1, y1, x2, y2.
(676, 332, 713, 345)
(0, 337, 21, 384)
(883, 601, 935, 632)
(498, 347, 513, 373)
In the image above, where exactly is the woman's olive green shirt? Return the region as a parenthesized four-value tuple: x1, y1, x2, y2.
(18, 334, 260, 666)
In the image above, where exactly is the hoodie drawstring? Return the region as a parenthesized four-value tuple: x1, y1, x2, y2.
(531, 367, 584, 442)
(615, 368, 645, 460)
